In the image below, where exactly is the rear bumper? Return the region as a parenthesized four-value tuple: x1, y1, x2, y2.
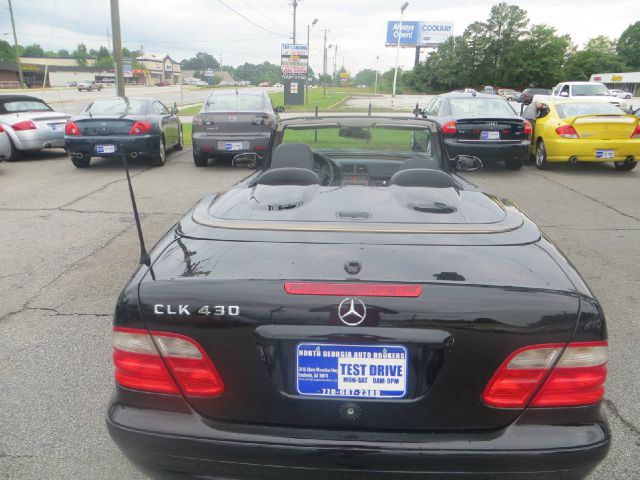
(192, 133, 270, 157)
(543, 137, 640, 162)
(11, 129, 65, 151)
(65, 134, 160, 156)
(108, 402, 610, 480)
(444, 139, 530, 162)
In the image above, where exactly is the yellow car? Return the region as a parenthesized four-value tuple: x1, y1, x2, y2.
(523, 98, 640, 170)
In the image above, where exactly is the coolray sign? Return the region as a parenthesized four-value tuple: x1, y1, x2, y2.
(385, 21, 454, 47)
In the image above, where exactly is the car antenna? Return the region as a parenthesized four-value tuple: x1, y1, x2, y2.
(120, 146, 152, 270)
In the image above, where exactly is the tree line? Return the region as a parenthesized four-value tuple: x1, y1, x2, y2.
(402, 3, 640, 93)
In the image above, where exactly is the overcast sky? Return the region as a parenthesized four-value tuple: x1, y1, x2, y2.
(1, 0, 638, 75)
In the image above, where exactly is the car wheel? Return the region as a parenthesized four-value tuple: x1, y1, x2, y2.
(5, 136, 22, 162)
(193, 151, 208, 167)
(70, 153, 91, 168)
(614, 160, 637, 171)
(505, 158, 523, 170)
(150, 137, 166, 166)
(535, 140, 549, 170)
(174, 126, 184, 151)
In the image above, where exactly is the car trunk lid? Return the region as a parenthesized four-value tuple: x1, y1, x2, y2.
(193, 111, 274, 136)
(454, 117, 526, 142)
(72, 116, 143, 136)
(567, 114, 638, 140)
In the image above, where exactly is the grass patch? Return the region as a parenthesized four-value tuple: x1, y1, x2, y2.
(182, 123, 192, 146)
(269, 87, 370, 111)
(179, 104, 202, 115)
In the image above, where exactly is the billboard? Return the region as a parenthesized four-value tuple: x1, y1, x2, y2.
(281, 44, 308, 81)
(386, 21, 454, 48)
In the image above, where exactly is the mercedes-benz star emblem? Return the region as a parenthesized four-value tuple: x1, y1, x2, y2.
(338, 298, 367, 326)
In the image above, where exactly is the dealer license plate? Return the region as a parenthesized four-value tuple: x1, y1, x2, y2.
(224, 142, 243, 151)
(481, 131, 500, 140)
(95, 144, 116, 154)
(48, 122, 66, 132)
(296, 343, 408, 399)
(596, 149, 614, 159)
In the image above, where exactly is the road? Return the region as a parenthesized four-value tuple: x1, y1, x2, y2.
(0, 146, 639, 478)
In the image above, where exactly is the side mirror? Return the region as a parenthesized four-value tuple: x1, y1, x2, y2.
(452, 155, 483, 172)
(412, 103, 421, 118)
(275, 106, 285, 113)
(559, 91, 569, 97)
(232, 153, 259, 169)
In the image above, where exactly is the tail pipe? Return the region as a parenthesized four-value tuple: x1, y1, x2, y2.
(130, 152, 138, 159)
(569, 156, 578, 164)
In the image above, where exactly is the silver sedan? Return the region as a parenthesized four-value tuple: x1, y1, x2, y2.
(0, 94, 70, 161)
(0, 124, 10, 161)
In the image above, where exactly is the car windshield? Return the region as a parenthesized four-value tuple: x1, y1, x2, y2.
(2, 100, 52, 112)
(449, 98, 515, 115)
(556, 102, 624, 118)
(572, 84, 610, 96)
(280, 123, 442, 164)
(204, 94, 265, 112)
(84, 98, 147, 115)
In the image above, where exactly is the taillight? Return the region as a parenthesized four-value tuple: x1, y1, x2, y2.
(252, 115, 274, 126)
(284, 282, 422, 297)
(113, 327, 225, 397)
(12, 120, 37, 131)
(442, 121, 457, 134)
(555, 124, 579, 139)
(523, 120, 532, 135)
(192, 115, 204, 127)
(65, 121, 80, 136)
(631, 124, 640, 139)
(0, 124, 4, 133)
(129, 121, 153, 135)
(482, 341, 607, 408)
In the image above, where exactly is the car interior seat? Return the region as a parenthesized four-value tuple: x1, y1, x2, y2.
(257, 143, 320, 186)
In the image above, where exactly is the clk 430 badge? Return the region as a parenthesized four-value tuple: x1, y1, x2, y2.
(153, 305, 240, 316)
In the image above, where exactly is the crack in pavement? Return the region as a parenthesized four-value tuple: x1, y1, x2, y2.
(604, 399, 640, 438)
(0, 224, 134, 324)
(0, 206, 184, 216)
(539, 173, 640, 223)
(24, 307, 112, 318)
(58, 164, 152, 210)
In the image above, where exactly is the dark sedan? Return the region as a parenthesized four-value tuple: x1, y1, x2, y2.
(65, 97, 183, 168)
(521, 88, 552, 105)
(108, 116, 609, 480)
(191, 90, 282, 167)
(423, 93, 531, 169)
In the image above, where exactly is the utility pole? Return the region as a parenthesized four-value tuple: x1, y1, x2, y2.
(322, 28, 328, 96)
(291, 0, 300, 44)
(305, 18, 318, 105)
(7, 0, 24, 88)
(374, 55, 379, 95)
(109, 0, 125, 97)
(392, 1, 410, 103)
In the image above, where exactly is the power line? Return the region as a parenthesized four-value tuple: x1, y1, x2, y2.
(237, 0, 291, 33)
(215, 0, 288, 39)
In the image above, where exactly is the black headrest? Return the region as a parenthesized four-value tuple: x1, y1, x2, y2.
(271, 143, 314, 169)
(390, 168, 458, 188)
(257, 167, 320, 186)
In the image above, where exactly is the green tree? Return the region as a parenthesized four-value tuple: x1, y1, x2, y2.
(0, 40, 17, 63)
(73, 43, 89, 66)
(617, 22, 640, 70)
(354, 69, 376, 86)
(564, 36, 626, 80)
(181, 52, 220, 71)
(21, 43, 45, 57)
(57, 49, 70, 57)
(515, 25, 571, 87)
(95, 46, 114, 68)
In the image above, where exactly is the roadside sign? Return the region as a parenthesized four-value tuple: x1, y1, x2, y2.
(281, 44, 308, 81)
(204, 68, 215, 77)
(385, 21, 454, 48)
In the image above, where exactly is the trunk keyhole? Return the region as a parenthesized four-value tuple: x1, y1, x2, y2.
(345, 260, 362, 275)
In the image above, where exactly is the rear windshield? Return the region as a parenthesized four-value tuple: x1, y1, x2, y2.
(83, 98, 147, 115)
(204, 94, 265, 112)
(572, 84, 610, 96)
(449, 98, 515, 116)
(556, 102, 624, 118)
(2, 100, 52, 113)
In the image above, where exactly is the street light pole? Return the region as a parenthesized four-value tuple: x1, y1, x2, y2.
(392, 1, 409, 101)
(322, 29, 328, 97)
(305, 18, 318, 105)
(110, 0, 125, 97)
(374, 55, 379, 95)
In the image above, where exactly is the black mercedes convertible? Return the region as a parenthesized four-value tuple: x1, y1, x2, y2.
(107, 116, 609, 480)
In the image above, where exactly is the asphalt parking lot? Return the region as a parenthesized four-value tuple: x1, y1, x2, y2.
(0, 147, 639, 479)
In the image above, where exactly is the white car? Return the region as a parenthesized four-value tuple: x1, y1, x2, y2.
(0, 123, 10, 161)
(77, 80, 103, 92)
(551, 81, 628, 109)
(610, 89, 632, 99)
(0, 94, 70, 161)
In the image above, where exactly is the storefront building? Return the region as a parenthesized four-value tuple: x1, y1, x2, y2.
(590, 72, 640, 97)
